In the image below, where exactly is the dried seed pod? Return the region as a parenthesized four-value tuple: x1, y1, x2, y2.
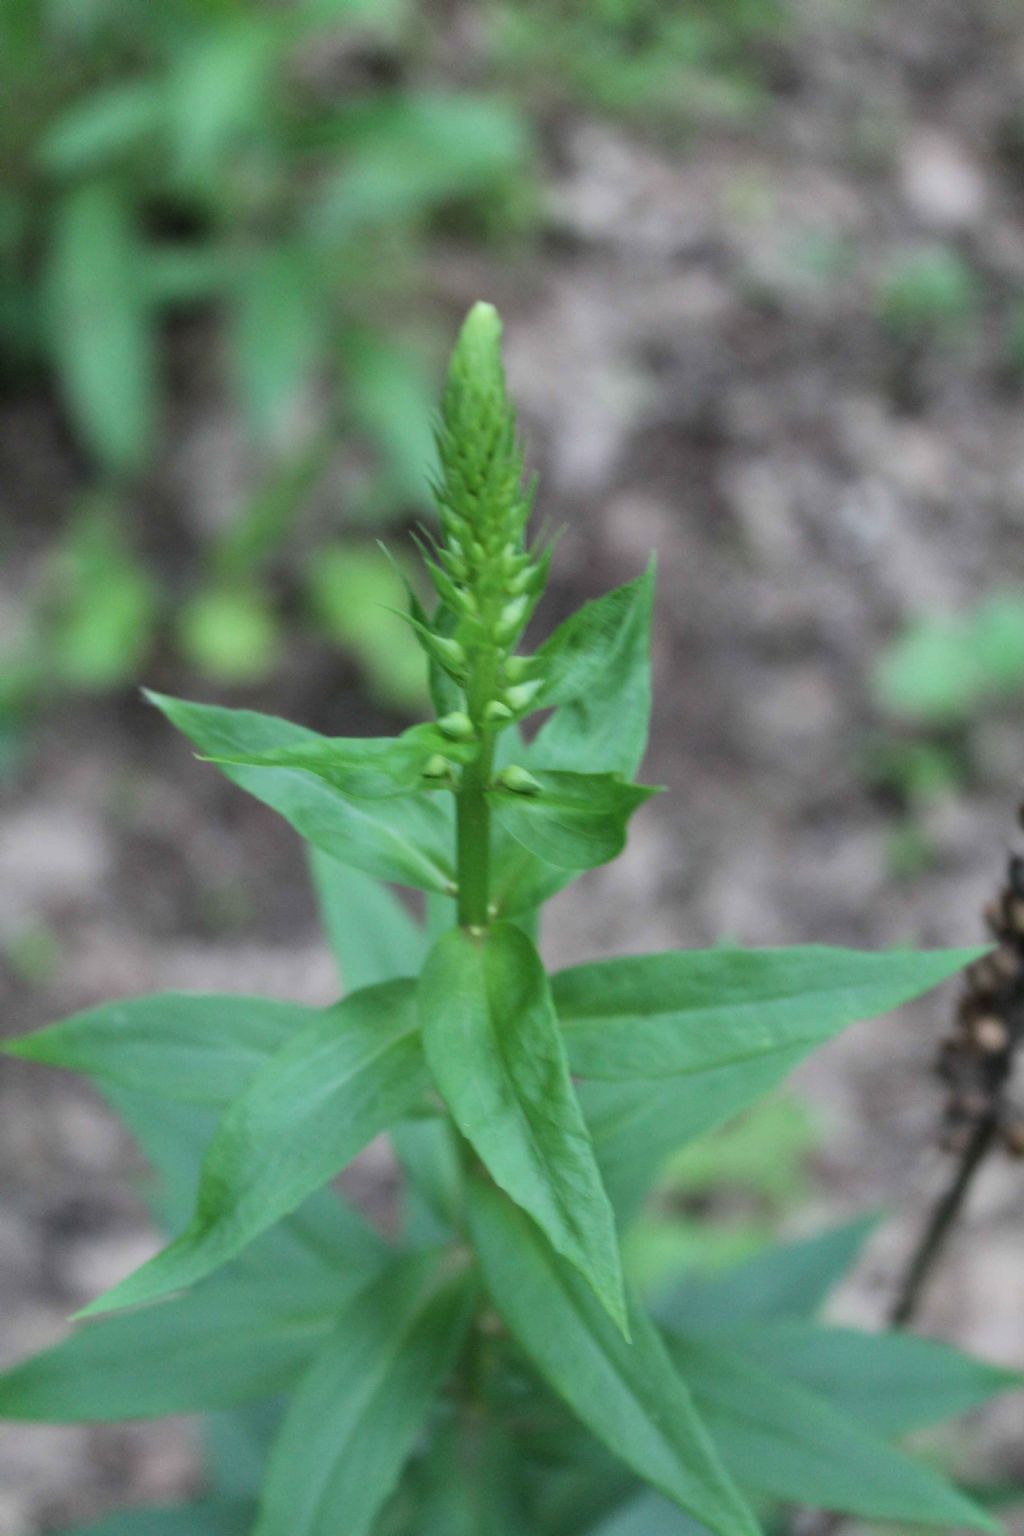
(972, 1016, 1010, 1055)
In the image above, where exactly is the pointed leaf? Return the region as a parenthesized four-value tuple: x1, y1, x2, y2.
(145, 691, 455, 894)
(309, 851, 427, 991)
(668, 1334, 998, 1530)
(203, 722, 473, 799)
(529, 561, 655, 777)
(4, 993, 314, 1105)
(490, 770, 660, 870)
(45, 184, 156, 471)
(419, 923, 626, 1333)
(489, 565, 656, 917)
(467, 1177, 760, 1536)
(655, 1215, 881, 1332)
(255, 1252, 476, 1536)
(556, 946, 986, 1080)
(722, 1321, 1022, 1436)
(0, 1267, 366, 1422)
(79, 980, 428, 1317)
(562, 946, 984, 1223)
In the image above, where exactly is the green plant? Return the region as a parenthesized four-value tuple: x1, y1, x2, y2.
(3, 305, 1019, 1536)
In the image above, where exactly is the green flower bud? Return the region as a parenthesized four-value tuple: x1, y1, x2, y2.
(504, 678, 545, 714)
(425, 633, 467, 678)
(495, 594, 530, 645)
(421, 754, 453, 782)
(503, 654, 539, 684)
(437, 712, 475, 742)
(483, 700, 515, 724)
(494, 765, 542, 796)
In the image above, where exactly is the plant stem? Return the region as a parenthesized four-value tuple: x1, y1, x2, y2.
(456, 736, 494, 929)
(456, 648, 500, 930)
(888, 1112, 998, 1328)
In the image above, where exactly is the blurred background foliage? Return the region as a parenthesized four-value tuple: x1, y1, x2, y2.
(0, 0, 786, 737)
(2, 0, 531, 721)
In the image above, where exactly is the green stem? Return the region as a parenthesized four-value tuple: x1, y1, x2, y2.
(456, 731, 495, 929)
(456, 641, 501, 930)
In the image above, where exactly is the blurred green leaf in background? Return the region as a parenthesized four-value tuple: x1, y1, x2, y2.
(0, 0, 532, 713)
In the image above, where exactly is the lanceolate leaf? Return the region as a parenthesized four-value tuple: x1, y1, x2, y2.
(145, 691, 455, 894)
(308, 852, 427, 992)
(555, 946, 986, 1080)
(46, 183, 156, 472)
(563, 946, 983, 1222)
(490, 771, 660, 870)
(720, 1321, 1022, 1437)
(530, 563, 655, 777)
(655, 1215, 881, 1332)
(489, 565, 656, 916)
(203, 723, 474, 800)
(668, 1334, 998, 1530)
(466, 1177, 760, 1536)
(419, 923, 627, 1334)
(79, 981, 428, 1317)
(0, 1269, 364, 1422)
(255, 1252, 476, 1536)
(4, 993, 314, 1105)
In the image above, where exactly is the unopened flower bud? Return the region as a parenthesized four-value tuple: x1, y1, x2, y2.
(421, 754, 454, 784)
(496, 594, 530, 645)
(504, 679, 545, 714)
(483, 700, 514, 724)
(425, 633, 467, 677)
(503, 654, 538, 684)
(437, 712, 475, 742)
(495, 765, 542, 796)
